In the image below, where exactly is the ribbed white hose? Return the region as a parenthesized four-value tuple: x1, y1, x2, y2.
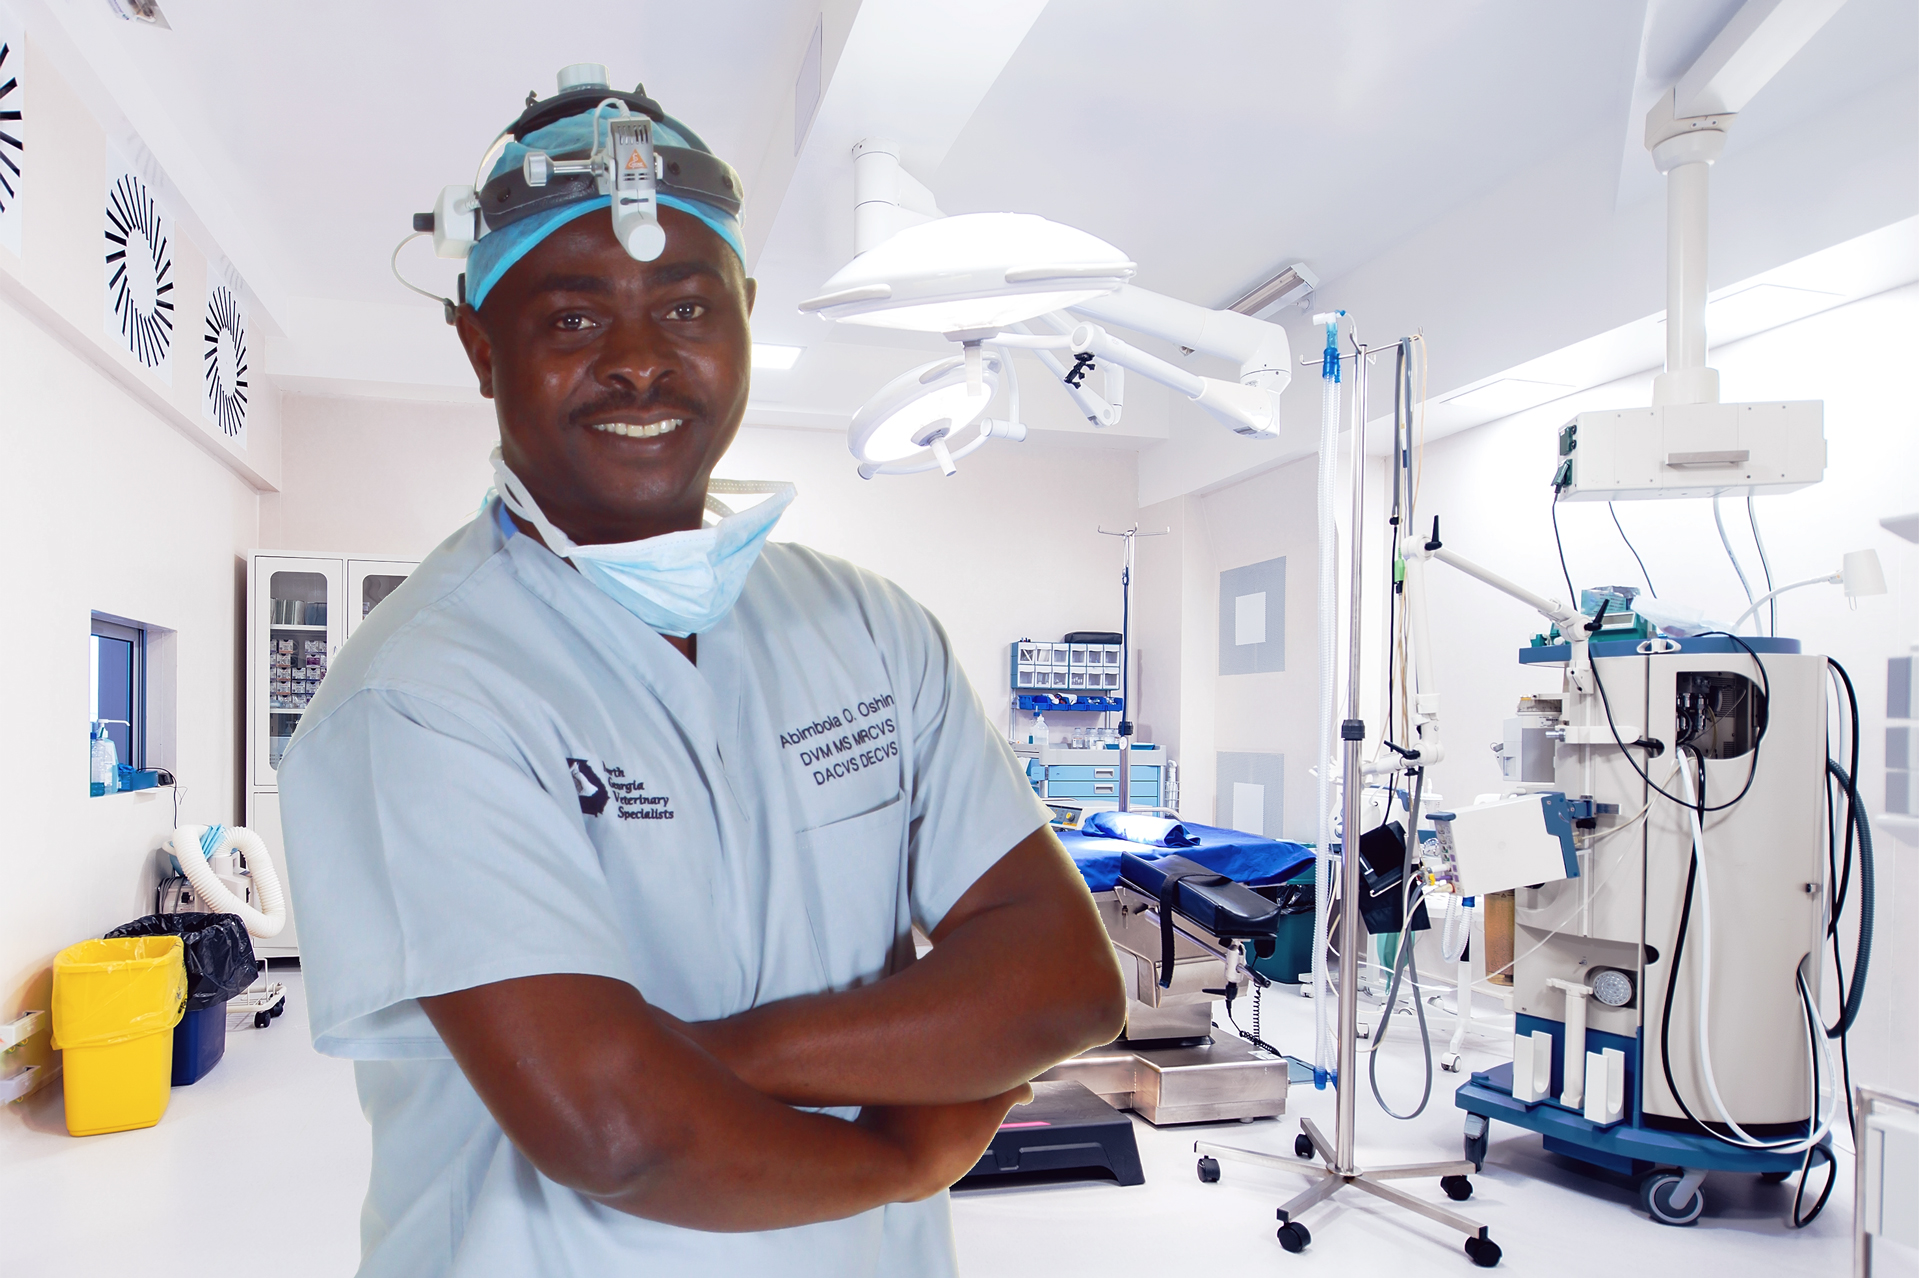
(1311, 372, 1341, 1082)
(170, 825, 288, 939)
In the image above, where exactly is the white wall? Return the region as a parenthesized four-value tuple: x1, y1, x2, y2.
(1411, 285, 1917, 1092)
(0, 285, 265, 1126)
(0, 31, 274, 1136)
(1192, 286, 1917, 1089)
(263, 397, 1148, 739)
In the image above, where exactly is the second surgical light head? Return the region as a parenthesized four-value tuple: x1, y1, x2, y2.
(411, 63, 745, 318)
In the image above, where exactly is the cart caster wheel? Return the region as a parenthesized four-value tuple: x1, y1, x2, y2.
(1295, 1133, 1315, 1159)
(1758, 1169, 1791, 1184)
(254, 1011, 271, 1029)
(1441, 1175, 1473, 1201)
(1465, 1235, 1502, 1267)
(270, 998, 286, 1018)
(1639, 1171, 1705, 1226)
(1276, 1222, 1311, 1253)
(1441, 1052, 1462, 1073)
(1196, 1156, 1221, 1183)
(1464, 1114, 1490, 1171)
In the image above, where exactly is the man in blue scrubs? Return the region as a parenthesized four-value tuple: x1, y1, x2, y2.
(278, 72, 1125, 1277)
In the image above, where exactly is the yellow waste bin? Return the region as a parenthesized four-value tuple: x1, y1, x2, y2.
(52, 936, 187, 1136)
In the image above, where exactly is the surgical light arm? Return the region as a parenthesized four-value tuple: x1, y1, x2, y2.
(1063, 285, 1289, 438)
(995, 319, 1278, 439)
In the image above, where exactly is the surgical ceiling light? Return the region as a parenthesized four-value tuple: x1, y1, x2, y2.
(847, 349, 1026, 478)
(806, 141, 1295, 478)
(799, 211, 1136, 333)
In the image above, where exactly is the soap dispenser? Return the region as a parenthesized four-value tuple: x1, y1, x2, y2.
(89, 720, 121, 797)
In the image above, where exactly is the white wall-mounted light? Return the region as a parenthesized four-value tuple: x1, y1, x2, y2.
(800, 212, 1135, 333)
(1731, 547, 1887, 632)
(848, 350, 1026, 478)
(751, 343, 804, 370)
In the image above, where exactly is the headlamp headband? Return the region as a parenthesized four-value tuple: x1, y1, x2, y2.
(397, 65, 745, 323)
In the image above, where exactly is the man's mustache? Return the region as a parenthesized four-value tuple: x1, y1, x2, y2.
(568, 389, 705, 428)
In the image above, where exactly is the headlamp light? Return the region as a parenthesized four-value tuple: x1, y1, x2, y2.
(397, 64, 745, 319)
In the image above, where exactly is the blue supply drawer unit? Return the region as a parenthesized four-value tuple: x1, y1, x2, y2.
(1045, 779, 1160, 801)
(1047, 763, 1161, 783)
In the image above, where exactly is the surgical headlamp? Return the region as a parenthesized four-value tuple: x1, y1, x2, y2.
(397, 63, 744, 321)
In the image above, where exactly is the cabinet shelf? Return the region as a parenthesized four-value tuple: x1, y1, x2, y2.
(270, 623, 329, 632)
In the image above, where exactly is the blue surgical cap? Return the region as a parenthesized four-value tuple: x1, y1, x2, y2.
(466, 109, 744, 311)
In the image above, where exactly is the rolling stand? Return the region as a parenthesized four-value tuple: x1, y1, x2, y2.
(1188, 328, 1501, 1267)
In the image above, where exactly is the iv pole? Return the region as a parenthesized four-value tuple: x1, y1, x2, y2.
(1194, 321, 1501, 1268)
(1098, 524, 1166, 812)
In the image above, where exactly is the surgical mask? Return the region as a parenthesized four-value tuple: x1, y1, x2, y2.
(489, 447, 795, 637)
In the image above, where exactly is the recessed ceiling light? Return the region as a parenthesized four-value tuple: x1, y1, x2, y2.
(1440, 378, 1574, 416)
(751, 343, 804, 370)
(107, 0, 170, 27)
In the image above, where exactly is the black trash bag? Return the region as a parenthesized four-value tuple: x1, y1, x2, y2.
(105, 913, 259, 1010)
(1355, 821, 1431, 936)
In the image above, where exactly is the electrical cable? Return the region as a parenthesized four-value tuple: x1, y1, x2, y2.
(1589, 631, 1769, 812)
(1609, 502, 1657, 598)
(1791, 1141, 1838, 1229)
(1550, 496, 1576, 604)
(1713, 495, 1758, 614)
(1656, 749, 1836, 1164)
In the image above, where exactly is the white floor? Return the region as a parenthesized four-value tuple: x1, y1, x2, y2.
(1, 971, 1855, 1275)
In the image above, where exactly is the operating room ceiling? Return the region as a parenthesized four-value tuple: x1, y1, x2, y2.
(23, 0, 1916, 486)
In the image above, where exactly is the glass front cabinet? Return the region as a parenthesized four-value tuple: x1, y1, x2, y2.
(246, 551, 418, 956)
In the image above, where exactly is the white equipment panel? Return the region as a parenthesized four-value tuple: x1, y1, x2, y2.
(1557, 400, 1824, 501)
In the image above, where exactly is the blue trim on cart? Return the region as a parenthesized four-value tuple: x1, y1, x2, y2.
(1517, 635, 1802, 665)
(1455, 1058, 1815, 1174)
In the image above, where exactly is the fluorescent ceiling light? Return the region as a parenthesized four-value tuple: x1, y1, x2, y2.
(1440, 378, 1574, 416)
(801, 212, 1134, 333)
(1706, 282, 1842, 337)
(849, 352, 1003, 469)
(1226, 262, 1318, 320)
(751, 343, 804, 370)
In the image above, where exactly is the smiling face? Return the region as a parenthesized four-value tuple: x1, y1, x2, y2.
(457, 206, 756, 546)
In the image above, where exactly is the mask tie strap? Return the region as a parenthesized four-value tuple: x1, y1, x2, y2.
(489, 447, 583, 559)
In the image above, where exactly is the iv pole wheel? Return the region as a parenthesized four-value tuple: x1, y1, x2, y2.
(1441, 1174, 1474, 1201)
(1638, 1170, 1706, 1226)
(1195, 1156, 1221, 1183)
(1276, 1221, 1311, 1253)
(1294, 1133, 1315, 1159)
(1465, 1233, 1502, 1267)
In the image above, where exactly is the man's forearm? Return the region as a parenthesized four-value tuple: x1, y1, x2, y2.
(685, 826, 1126, 1108)
(424, 975, 970, 1233)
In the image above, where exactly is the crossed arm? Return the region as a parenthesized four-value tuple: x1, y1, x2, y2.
(419, 822, 1126, 1233)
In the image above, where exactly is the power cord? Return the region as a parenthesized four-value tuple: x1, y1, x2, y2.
(1608, 502, 1657, 598)
(1588, 630, 1769, 812)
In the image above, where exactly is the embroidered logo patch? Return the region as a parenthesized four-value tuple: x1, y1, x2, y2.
(604, 764, 675, 821)
(567, 758, 609, 816)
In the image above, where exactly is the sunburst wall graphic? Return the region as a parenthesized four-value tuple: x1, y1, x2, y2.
(203, 283, 248, 444)
(103, 160, 174, 381)
(0, 5, 23, 257)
